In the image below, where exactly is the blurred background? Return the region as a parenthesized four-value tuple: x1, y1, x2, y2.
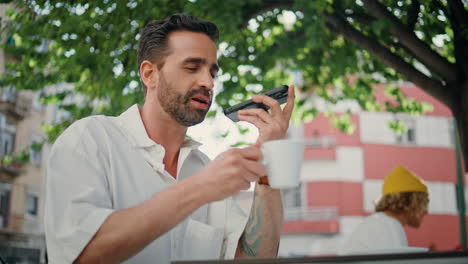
(0, 0, 466, 263)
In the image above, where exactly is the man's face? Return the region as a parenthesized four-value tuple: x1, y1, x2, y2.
(154, 31, 219, 126)
(407, 205, 428, 228)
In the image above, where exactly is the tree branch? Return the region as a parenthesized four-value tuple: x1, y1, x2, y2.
(322, 12, 453, 108)
(406, 0, 419, 31)
(447, 0, 468, 76)
(447, 0, 468, 27)
(270, 30, 305, 50)
(362, 0, 458, 83)
(345, 12, 375, 25)
(390, 42, 420, 66)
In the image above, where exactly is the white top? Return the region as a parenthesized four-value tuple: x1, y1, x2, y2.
(340, 212, 408, 255)
(45, 104, 253, 264)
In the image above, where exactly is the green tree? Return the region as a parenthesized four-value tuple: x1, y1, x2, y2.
(1, 0, 467, 169)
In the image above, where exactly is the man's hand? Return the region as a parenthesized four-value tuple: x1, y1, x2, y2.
(194, 144, 266, 202)
(233, 85, 295, 258)
(238, 85, 295, 143)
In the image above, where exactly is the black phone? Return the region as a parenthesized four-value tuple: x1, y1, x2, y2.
(223, 85, 289, 122)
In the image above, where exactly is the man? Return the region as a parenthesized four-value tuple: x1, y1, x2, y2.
(44, 14, 295, 263)
(341, 165, 429, 254)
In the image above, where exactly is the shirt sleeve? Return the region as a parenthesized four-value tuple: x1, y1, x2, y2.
(44, 124, 114, 263)
(188, 149, 254, 259)
(222, 191, 254, 258)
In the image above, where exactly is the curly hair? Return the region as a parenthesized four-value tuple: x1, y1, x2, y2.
(375, 192, 429, 215)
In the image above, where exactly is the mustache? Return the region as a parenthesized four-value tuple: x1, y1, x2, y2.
(183, 88, 212, 104)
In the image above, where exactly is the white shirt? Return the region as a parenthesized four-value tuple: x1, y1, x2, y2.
(45, 104, 253, 264)
(340, 212, 408, 255)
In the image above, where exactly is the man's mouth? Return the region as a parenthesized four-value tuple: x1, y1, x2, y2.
(191, 95, 210, 105)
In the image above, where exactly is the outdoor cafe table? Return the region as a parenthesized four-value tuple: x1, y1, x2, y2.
(172, 250, 468, 264)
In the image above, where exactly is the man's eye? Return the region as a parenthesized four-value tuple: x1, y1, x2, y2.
(186, 67, 197, 71)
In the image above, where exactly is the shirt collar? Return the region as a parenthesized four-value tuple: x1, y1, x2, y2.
(118, 104, 202, 149)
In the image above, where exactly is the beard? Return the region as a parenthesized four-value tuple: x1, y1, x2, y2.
(157, 72, 212, 127)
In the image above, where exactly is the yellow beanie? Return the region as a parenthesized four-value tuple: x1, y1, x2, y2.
(383, 165, 428, 195)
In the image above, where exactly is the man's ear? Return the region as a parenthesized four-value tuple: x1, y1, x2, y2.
(140, 60, 159, 91)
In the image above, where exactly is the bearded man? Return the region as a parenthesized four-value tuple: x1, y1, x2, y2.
(44, 13, 295, 264)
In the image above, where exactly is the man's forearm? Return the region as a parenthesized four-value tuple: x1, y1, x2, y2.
(235, 184, 283, 258)
(75, 175, 212, 264)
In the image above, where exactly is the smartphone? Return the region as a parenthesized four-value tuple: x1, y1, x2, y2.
(223, 85, 289, 122)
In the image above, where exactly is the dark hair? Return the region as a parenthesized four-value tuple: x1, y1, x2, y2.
(138, 14, 219, 93)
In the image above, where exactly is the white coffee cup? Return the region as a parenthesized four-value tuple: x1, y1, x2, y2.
(261, 139, 304, 189)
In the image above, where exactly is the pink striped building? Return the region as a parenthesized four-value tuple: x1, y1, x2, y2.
(279, 83, 467, 256)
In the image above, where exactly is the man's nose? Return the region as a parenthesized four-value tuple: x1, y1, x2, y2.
(198, 71, 215, 90)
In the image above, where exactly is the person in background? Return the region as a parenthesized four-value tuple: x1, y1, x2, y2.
(341, 165, 429, 254)
(44, 13, 295, 263)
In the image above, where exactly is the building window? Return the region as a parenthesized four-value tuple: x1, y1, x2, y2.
(1, 85, 17, 102)
(1, 133, 13, 157)
(0, 114, 16, 158)
(0, 182, 11, 228)
(25, 193, 38, 217)
(396, 118, 416, 145)
(282, 183, 303, 208)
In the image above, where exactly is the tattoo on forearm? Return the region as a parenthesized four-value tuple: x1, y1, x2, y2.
(240, 195, 263, 257)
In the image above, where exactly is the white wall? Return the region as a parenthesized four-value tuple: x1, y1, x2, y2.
(363, 180, 384, 213)
(337, 147, 364, 182)
(426, 182, 457, 215)
(416, 116, 453, 148)
(301, 160, 338, 181)
(360, 112, 397, 145)
(360, 112, 453, 148)
(301, 147, 364, 182)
